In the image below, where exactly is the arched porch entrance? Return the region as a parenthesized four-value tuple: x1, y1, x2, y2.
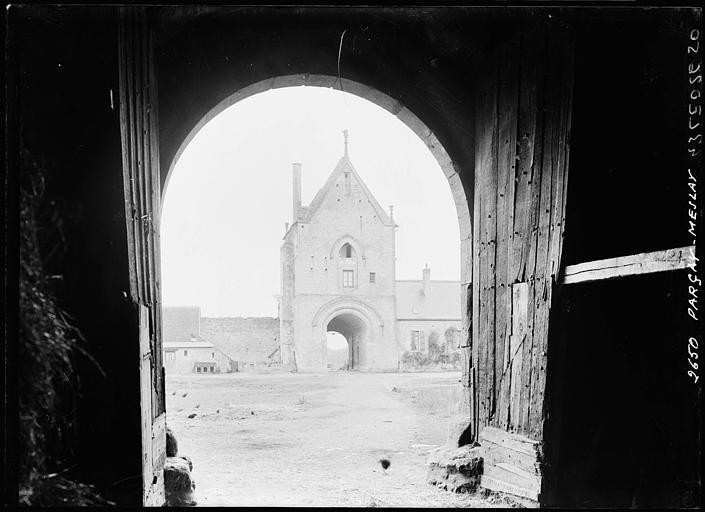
(312, 298, 389, 372)
(326, 312, 370, 370)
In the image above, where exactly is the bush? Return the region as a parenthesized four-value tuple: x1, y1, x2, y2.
(427, 330, 442, 360)
(18, 151, 108, 505)
(401, 350, 432, 368)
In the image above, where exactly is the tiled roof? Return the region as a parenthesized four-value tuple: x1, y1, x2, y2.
(162, 306, 207, 344)
(163, 341, 215, 350)
(395, 280, 462, 319)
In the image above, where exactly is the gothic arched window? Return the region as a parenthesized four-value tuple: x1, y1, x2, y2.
(340, 243, 354, 259)
(337, 242, 358, 289)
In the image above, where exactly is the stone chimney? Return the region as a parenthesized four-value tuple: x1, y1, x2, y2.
(292, 163, 302, 221)
(422, 264, 431, 297)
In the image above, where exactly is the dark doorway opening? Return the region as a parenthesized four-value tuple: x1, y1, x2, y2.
(551, 272, 700, 508)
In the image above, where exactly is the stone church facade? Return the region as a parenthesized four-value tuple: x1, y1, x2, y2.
(279, 134, 461, 372)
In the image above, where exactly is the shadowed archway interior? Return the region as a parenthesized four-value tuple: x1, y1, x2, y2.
(326, 313, 369, 370)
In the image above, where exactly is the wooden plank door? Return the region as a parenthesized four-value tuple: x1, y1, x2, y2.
(471, 20, 575, 504)
(118, 7, 166, 506)
(139, 306, 166, 505)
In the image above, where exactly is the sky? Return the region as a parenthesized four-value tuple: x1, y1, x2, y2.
(161, 86, 461, 317)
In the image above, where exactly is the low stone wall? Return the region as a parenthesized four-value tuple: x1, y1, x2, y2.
(201, 317, 280, 365)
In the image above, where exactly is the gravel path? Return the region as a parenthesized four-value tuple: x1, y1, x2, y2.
(165, 371, 494, 507)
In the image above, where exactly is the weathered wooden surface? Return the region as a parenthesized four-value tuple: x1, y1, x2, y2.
(562, 245, 696, 284)
(479, 427, 541, 503)
(119, 5, 165, 421)
(118, 7, 166, 506)
(471, 24, 575, 445)
(480, 475, 539, 504)
(480, 426, 539, 457)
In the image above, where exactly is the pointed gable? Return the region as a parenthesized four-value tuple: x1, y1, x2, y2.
(302, 155, 394, 226)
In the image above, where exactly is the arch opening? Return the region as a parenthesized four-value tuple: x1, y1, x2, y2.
(159, 76, 471, 506)
(163, 76, 472, 290)
(162, 76, 474, 363)
(326, 312, 370, 371)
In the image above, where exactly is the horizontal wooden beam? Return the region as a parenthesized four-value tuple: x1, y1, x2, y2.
(562, 246, 696, 285)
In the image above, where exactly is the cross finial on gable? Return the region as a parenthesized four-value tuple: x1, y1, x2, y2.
(343, 129, 349, 157)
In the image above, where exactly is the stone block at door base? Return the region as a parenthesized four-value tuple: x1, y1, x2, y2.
(426, 445, 483, 493)
(164, 456, 197, 506)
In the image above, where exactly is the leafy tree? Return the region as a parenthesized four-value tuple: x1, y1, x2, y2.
(427, 330, 442, 360)
(444, 326, 460, 351)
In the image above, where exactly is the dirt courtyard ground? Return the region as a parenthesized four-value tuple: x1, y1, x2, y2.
(165, 371, 496, 507)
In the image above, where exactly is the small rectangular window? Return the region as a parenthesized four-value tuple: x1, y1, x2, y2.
(343, 269, 355, 287)
(369, 272, 376, 283)
(212, 352, 215, 358)
(184, 350, 188, 356)
(196, 367, 201, 373)
(410, 330, 426, 352)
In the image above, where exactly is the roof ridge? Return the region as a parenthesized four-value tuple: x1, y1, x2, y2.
(304, 155, 393, 225)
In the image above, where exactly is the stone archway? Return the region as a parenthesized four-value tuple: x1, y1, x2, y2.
(162, 75, 474, 375)
(326, 312, 370, 370)
(311, 298, 388, 372)
(162, 74, 472, 288)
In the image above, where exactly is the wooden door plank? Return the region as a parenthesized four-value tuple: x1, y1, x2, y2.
(508, 282, 528, 430)
(473, 68, 488, 434)
(548, 29, 575, 280)
(480, 473, 540, 502)
(510, 29, 539, 286)
(119, 7, 166, 505)
(495, 38, 520, 428)
(528, 30, 560, 436)
(484, 56, 499, 428)
(562, 246, 696, 284)
(471, 182, 482, 438)
(483, 440, 540, 475)
(474, 52, 500, 431)
(517, 30, 546, 435)
(481, 422, 539, 453)
(483, 463, 540, 494)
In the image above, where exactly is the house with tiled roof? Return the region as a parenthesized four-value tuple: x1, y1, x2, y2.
(162, 306, 237, 374)
(395, 265, 462, 358)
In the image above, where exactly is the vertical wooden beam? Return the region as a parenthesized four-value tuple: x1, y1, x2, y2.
(529, 28, 575, 441)
(472, 176, 482, 439)
(516, 28, 544, 435)
(473, 51, 496, 436)
(118, 7, 139, 300)
(118, 6, 165, 505)
(496, 38, 520, 430)
(472, 20, 575, 445)
(485, 56, 499, 429)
